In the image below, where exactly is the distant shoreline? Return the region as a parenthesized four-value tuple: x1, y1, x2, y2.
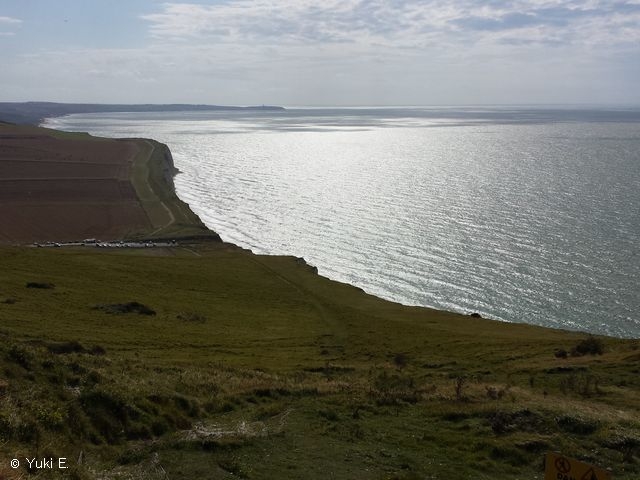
(0, 101, 285, 126)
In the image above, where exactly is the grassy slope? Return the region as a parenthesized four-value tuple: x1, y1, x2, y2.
(0, 244, 638, 479)
(128, 139, 217, 241)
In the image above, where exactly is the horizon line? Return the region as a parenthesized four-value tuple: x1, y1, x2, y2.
(3, 100, 640, 110)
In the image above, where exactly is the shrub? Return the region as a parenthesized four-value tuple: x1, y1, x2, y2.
(173, 394, 201, 417)
(177, 312, 207, 323)
(151, 419, 170, 436)
(89, 345, 107, 356)
(85, 370, 102, 385)
(371, 371, 419, 405)
(93, 302, 155, 315)
(555, 414, 598, 435)
(26, 281, 55, 289)
(602, 434, 640, 462)
(572, 336, 605, 356)
(487, 409, 546, 435)
(125, 423, 152, 440)
(14, 420, 41, 443)
(47, 340, 86, 355)
(559, 373, 601, 397)
(35, 404, 66, 430)
(485, 385, 510, 400)
(454, 376, 467, 402)
(393, 353, 408, 370)
(489, 445, 528, 466)
(6, 344, 33, 369)
(66, 403, 95, 440)
(79, 389, 131, 444)
(319, 408, 339, 421)
(554, 349, 568, 359)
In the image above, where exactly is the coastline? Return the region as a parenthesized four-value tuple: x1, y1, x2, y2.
(7, 111, 634, 338)
(33, 117, 635, 339)
(127, 136, 221, 242)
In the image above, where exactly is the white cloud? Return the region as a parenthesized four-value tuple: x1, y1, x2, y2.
(0, 16, 22, 24)
(140, 1, 640, 49)
(0, 14, 21, 36)
(3, 2, 639, 104)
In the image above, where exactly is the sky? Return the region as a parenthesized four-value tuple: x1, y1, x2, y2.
(2, 0, 640, 106)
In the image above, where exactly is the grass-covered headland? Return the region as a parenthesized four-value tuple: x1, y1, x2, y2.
(0, 122, 638, 479)
(1, 244, 639, 479)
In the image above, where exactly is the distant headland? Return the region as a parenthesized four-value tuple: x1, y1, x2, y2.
(0, 101, 285, 125)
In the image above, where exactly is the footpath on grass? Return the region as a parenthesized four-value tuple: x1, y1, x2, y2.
(128, 137, 219, 241)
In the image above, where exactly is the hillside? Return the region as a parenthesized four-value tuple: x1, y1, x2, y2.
(0, 244, 638, 479)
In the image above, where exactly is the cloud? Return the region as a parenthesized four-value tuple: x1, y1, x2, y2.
(0, 15, 21, 36)
(3, 2, 639, 105)
(139, 1, 640, 49)
(0, 16, 22, 24)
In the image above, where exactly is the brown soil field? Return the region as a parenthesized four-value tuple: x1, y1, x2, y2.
(0, 160, 124, 179)
(0, 123, 152, 243)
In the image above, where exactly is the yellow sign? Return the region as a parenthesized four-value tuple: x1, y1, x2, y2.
(544, 452, 611, 480)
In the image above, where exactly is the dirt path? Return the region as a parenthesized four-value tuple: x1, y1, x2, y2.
(141, 141, 177, 236)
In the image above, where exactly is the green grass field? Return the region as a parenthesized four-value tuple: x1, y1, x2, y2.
(1, 244, 638, 479)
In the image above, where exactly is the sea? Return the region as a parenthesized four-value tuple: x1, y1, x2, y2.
(43, 107, 640, 338)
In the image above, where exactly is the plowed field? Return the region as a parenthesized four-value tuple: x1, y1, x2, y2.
(0, 124, 151, 243)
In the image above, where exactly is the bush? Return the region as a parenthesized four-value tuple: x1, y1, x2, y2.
(26, 281, 55, 289)
(47, 340, 85, 355)
(555, 414, 598, 435)
(15, 420, 41, 443)
(559, 373, 601, 397)
(93, 302, 155, 315)
(393, 353, 408, 369)
(66, 403, 95, 440)
(151, 419, 170, 436)
(554, 349, 568, 359)
(454, 376, 467, 402)
(319, 409, 339, 421)
(485, 385, 510, 400)
(487, 409, 546, 435)
(572, 336, 605, 356)
(79, 389, 132, 444)
(371, 371, 419, 405)
(602, 434, 640, 462)
(6, 344, 33, 369)
(177, 312, 207, 323)
(489, 445, 528, 466)
(85, 370, 102, 385)
(35, 404, 66, 430)
(89, 345, 107, 356)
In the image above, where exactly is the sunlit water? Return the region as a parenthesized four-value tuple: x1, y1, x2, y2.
(44, 108, 640, 338)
